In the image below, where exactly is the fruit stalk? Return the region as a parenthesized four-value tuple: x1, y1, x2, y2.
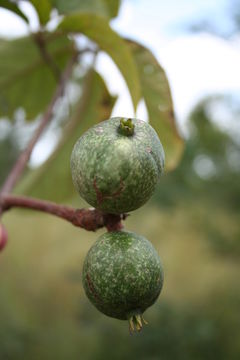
(0, 194, 126, 231)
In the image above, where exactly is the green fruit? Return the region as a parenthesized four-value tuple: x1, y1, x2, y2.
(71, 117, 164, 214)
(82, 230, 164, 332)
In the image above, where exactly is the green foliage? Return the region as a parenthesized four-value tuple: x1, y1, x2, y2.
(154, 99, 240, 210)
(29, 0, 52, 25)
(95, 297, 240, 360)
(58, 13, 141, 110)
(154, 98, 240, 257)
(50, 0, 121, 18)
(0, 0, 29, 23)
(128, 40, 184, 171)
(0, 33, 74, 120)
(0, 0, 182, 172)
(104, 0, 121, 18)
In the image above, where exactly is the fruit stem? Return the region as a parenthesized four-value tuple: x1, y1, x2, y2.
(118, 118, 135, 136)
(0, 193, 128, 231)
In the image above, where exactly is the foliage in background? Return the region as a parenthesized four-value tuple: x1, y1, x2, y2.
(0, 1, 240, 359)
(154, 97, 240, 257)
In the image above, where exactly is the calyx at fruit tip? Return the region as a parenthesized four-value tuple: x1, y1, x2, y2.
(119, 118, 135, 136)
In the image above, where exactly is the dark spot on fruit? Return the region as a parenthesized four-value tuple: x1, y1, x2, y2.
(93, 177, 125, 205)
(86, 273, 103, 305)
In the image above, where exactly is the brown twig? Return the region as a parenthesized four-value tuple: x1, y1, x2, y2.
(33, 32, 61, 80)
(0, 194, 126, 232)
(0, 53, 78, 196)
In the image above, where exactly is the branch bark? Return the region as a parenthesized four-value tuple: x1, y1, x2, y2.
(0, 194, 125, 232)
(34, 32, 61, 80)
(0, 53, 78, 196)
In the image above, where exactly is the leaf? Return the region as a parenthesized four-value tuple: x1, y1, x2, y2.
(17, 70, 117, 201)
(58, 13, 141, 110)
(0, 33, 75, 120)
(50, 0, 120, 18)
(104, 0, 121, 18)
(128, 40, 184, 171)
(0, 0, 29, 23)
(29, 0, 52, 25)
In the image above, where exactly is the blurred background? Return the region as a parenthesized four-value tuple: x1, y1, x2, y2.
(0, 0, 240, 359)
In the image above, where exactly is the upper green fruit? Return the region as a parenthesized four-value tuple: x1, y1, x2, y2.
(71, 117, 164, 214)
(82, 230, 164, 332)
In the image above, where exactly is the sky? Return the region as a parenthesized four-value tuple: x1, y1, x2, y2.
(0, 0, 239, 164)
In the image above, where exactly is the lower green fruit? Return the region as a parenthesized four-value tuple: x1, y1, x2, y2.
(82, 230, 164, 332)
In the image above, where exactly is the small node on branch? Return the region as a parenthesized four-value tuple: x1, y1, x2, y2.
(103, 213, 124, 232)
(71, 208, 105, 231)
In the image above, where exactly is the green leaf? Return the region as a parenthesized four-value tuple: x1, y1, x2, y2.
(50, 0, 120, 18)
(0, 0, 29, 23)
(104, 0, 121, 18)
(0, 33, 75, 120)
(128, 40, 184, 171)
(58, 13, 141, 110)
(29, 0, 52, 25)
(17, 70, 117, 201)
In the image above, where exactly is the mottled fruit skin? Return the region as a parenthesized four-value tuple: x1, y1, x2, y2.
(82, 231, 164, 320)
(71, 117, 164, 214)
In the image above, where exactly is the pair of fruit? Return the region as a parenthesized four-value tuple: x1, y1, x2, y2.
(71, 117, 165, 332)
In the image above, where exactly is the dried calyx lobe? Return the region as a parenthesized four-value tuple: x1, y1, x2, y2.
(82, 230, 164, 332)
(71, 117, 165, 214)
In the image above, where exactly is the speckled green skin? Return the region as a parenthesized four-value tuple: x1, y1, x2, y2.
(71, 117, 164, 214)
(82, 231, 164, 320)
